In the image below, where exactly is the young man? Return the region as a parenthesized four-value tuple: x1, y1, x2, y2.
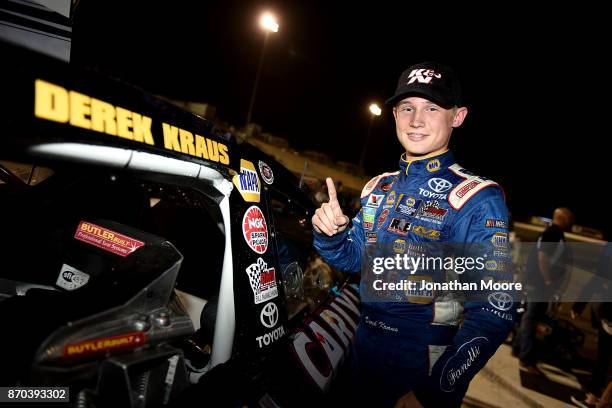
(312, 62, 514, 407)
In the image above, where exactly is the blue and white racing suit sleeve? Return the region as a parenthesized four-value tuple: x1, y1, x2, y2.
(414, 191, 515, 406)
(313, 208, 365, 273)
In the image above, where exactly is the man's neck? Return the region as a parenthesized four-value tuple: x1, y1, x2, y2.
(404, 148, 449, 162)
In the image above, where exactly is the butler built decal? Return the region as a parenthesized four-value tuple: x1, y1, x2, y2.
(74, 221, 144, 257)
(64, 332, 145, 358)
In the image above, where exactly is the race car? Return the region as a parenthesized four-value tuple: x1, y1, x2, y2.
(0, 39, 360, 407)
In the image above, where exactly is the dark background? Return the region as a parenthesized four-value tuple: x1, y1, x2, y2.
(71, 1, 611, 236)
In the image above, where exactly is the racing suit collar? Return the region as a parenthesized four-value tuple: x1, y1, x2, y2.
(399, 149, 455, 176)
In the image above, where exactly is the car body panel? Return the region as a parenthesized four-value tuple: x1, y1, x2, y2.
(0, 40, 360, 407)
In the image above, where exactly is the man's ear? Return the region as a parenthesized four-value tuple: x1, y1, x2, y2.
(452, 107, 468, 128)
(392, 106, 398, 121)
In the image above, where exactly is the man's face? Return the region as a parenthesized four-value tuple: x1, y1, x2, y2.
(392, 96, 467, 159)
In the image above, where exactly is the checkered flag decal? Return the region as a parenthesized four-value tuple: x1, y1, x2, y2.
(246, 258, 266, 293)
(245, 257, 278, 304)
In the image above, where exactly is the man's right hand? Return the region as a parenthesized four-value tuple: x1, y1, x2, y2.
(312, 177, 350, 236)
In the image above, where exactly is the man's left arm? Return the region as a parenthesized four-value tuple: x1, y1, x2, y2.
(413, 192, 515, 406)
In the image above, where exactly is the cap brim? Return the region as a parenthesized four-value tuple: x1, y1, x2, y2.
(385, 89, 455, 109)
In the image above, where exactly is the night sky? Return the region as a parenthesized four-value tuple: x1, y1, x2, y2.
(72, 1, 611, 236)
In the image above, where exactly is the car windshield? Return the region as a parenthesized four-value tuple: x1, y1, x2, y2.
(0, 159, 225, 301)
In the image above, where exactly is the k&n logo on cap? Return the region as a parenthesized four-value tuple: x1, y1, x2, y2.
(407, 69, 442, 85)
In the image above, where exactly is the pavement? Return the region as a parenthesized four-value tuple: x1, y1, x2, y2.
(464, 303, 602, 408)
(464, 343, 579, 408)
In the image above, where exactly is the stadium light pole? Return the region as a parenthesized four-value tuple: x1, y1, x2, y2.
(359, 103, 382, 169)
(245, 12, 279, 127)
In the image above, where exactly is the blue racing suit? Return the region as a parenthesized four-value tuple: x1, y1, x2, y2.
(314, 150, 514, 407)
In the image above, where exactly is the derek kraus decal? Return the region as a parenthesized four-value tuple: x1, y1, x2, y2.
(33, 79, 230, 166)
(233, 159, 261, 202)
(162, 123, 229, 165)
(74, 221, 144, 257)
(242, 206, 268, 254)
(34, 79, 155, 145)
(246, 257, 278, 304)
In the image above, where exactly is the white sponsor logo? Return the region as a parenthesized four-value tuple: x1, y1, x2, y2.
(364, 315, 399, 333)
(260, 302, 279, 328)
(446, 345, 481, 388)
(419, 188, 447, 200)
(440, 337, 488, 392)
(487, 291, 513, 311)
(246, 258, 278, 304)
(56, 264, 90, 291)
(256, 326, 285, 348)
(482, 307, 513, 321)
(428, 178, 452, 193)
(407, 69, 442, 84)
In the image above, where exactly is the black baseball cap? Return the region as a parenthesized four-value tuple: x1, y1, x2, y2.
(385, 61, 463, 108)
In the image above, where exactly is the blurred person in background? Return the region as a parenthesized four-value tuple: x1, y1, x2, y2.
(571, 242, 612, 408)
(518, 207, 574, 373)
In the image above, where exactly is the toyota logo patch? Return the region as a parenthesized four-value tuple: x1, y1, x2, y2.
(260, 302, 279, 328)
(487, 291, 513, 311)
(427, 178, 452, 193)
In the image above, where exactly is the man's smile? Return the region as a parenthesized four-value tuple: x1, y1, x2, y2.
(405, 132, 428, 142)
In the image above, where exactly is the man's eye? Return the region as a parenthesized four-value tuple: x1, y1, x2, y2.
(427, 107, 438, 112)
(400, 107, 413, 112)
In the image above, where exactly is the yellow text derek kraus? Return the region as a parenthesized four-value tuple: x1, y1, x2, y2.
(33, 79, 229, 165)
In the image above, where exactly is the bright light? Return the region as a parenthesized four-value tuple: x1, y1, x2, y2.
(369, 103, 382, 116)
(260, 13, 279, 32)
